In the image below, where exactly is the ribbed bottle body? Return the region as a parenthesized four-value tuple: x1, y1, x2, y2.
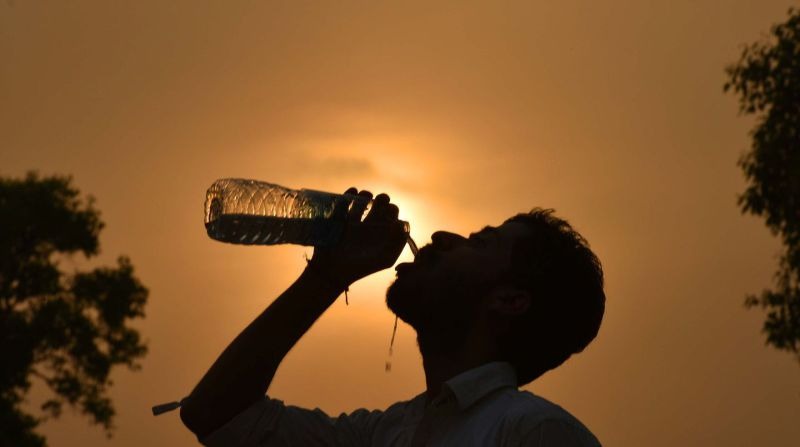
(204, 178, 369, 246)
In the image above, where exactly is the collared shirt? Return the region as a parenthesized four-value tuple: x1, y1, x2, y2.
(201, 362, 600, 446)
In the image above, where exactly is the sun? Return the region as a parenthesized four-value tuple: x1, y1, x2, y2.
(295, 134, 440, 262)
(362, 184, 432, 263)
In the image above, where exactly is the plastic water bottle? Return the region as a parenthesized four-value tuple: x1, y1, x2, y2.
(204, 178, 415, 249)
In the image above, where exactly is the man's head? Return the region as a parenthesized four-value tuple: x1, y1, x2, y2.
(386, 209, 605, 385)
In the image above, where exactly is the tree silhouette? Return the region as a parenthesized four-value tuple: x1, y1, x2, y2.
(0, 172, 148, 446)
(725, 8, 800, 361)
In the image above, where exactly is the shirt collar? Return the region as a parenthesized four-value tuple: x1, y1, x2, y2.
(441, 362, 518, 411)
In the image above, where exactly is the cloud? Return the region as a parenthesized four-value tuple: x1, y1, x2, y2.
(308, 157, 376, 178)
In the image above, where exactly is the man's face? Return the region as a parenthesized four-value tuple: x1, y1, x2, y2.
(386, 220, 532, 335)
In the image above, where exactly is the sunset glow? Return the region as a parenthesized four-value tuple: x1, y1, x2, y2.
(2, 1, 799, 446)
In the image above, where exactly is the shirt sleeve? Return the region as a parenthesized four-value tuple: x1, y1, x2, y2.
(200, 397, 384, 447)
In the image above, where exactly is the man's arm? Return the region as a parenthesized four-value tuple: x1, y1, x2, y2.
(180, 189, 407, 439)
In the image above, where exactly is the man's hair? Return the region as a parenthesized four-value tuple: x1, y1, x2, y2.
(499, 209, 605, 385)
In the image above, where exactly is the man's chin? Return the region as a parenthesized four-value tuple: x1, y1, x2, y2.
(385, 279, 404, 315)
(386, 279, 418, 326)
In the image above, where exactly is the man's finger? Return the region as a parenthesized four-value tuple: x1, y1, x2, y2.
(348, 190, 373, 223)
(369, 203, 399, 222)
(332, 187, 358, 220)
(364, 193, 391, 222)
(385, 203, 399, 221)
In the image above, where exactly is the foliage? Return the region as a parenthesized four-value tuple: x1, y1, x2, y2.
(725, 8, 800, 360)
(0, 172, 148, 446)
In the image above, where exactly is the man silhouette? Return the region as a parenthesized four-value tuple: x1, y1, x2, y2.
(180, 188, 605, 446)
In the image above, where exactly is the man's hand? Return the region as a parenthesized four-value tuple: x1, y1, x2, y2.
(307, 188, 408, 289)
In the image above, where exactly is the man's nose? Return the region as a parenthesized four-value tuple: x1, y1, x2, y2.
(431, 231, 466, 250)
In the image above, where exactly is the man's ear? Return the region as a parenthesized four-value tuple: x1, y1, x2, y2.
(487, 286, 531, 316)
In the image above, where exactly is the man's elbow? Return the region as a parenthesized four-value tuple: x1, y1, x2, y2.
(180, 398, 212, 440)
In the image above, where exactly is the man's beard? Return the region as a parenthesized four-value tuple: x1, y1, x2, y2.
(386, 274, 484, 357)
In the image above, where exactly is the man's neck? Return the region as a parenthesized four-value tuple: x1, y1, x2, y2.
(419, 331, 496, 400)
(421, 356, 480, 400)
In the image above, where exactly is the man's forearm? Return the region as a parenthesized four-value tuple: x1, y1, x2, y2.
(180, 266, 345, 439)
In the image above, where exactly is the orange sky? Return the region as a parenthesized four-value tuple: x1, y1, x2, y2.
(2, 1, 799, 446)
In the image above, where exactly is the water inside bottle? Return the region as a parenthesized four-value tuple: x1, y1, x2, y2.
(205, 214, 344, 246)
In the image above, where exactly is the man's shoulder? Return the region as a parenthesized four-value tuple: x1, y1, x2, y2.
(494, 388, 599, 445)
(362, 392, 426, 423)
(499, 388, 576, 418)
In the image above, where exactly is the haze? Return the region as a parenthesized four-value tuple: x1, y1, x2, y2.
(2, 1, 799, 446)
